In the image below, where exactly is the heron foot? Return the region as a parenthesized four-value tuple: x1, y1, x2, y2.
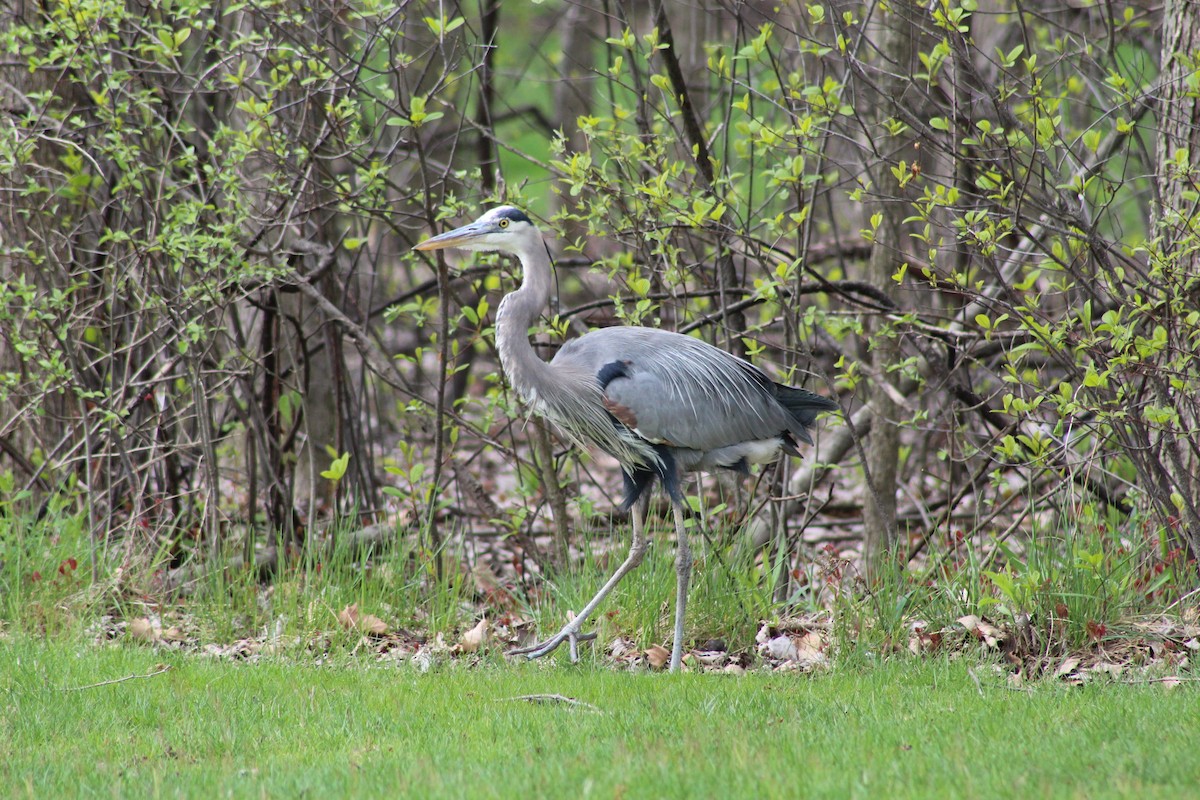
(508, 626, 598, 663)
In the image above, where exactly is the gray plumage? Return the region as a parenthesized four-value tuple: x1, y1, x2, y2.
(415, 206, 838, 671)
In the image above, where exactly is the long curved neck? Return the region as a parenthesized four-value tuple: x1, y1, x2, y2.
(495, 239, 556, 403)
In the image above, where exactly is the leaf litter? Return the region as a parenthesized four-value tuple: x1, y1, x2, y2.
(73, 542, 1199, 681)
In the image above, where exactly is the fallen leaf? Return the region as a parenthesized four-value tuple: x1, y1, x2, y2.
(976, 622, 1005, 648)
(337, 603, 359, 630)
(160, 626, 186, 643)
(1053, 656, 1081, 679)
(958, 615, 1005, 648)
(471, 562, 504, 597)
(1089, 662, 1124, 679)
(128, 617, 158, 642)
(909, 628, 943, 655)
(460, 618, 488, 653)
(694, 649, 727, 666)
(792, 631, 827, 669)
(337, 603, 388, 636)
(471, 561, 499, 587)
(645, 644, 670, 670)
(608, 637, 635, 659)
(411, 646, 433, 673)
(761, 634, 799, 661)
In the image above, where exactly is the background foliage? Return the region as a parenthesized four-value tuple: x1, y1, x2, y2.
(2, 0, 1198, 644)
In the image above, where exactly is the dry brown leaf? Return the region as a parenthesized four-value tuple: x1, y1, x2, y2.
(337, 603, 360, 630)
(694, 650, 727, 667)
(977, 623, 1005, 648)
(608, 637, 635, 659)
(1054, 656, 1082, 679)
(460, 618, 488, 653)
(470, 563, 502, 596)
(760, 634, 799, 661)
(160, 626, 186, 643)
(1090, 662, 1124, 679)
(645, 644, 670, 670)
(958, 615, 1005, 648)
(907, 620, 943, 655)
(794, 631, 827, 667)
(128, 617, 158, 642)
(337, 603, 388, 636)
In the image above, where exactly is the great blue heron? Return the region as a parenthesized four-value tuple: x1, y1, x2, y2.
(415, 206, 838, 671)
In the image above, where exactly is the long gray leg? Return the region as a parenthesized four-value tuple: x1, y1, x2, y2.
(669, 501, 692, 672)
(510, 493, 652, 662)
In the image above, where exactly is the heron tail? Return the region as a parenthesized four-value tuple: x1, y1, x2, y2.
(774, 384, 840, 429)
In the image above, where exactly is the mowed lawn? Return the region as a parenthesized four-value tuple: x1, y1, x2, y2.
(1, 639, 1195, 799)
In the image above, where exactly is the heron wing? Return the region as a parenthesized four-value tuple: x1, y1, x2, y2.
(552, 327, 818, 453)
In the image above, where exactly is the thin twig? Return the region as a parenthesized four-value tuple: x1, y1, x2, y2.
(966, 666, 985, 697)
(500, 693, 603, 713)
(1122, 676, 1200, 685)
(62, 663, 173, 691)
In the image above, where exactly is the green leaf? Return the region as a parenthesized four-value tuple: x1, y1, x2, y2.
(424, 15, 465, 36)
(321, 451, 350, 482)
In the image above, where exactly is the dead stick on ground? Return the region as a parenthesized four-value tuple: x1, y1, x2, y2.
(62, 663, 172, 691)
(966, 667, 985, 697)
(501, 694, 603, 713)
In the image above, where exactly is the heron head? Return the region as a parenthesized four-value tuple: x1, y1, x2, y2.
(413, 206, 537, 255)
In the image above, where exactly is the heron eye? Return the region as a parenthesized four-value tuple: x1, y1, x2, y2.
(498, 218, 509, 228)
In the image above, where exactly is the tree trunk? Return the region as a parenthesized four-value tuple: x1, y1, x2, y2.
(858, 1, 929, 577)
(1153, 0, 1200, 555)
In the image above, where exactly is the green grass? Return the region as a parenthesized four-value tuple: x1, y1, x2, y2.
(2, 637, 1197, 799)
(1, 496, 1190, 665)
(523, 513, 780, 652)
